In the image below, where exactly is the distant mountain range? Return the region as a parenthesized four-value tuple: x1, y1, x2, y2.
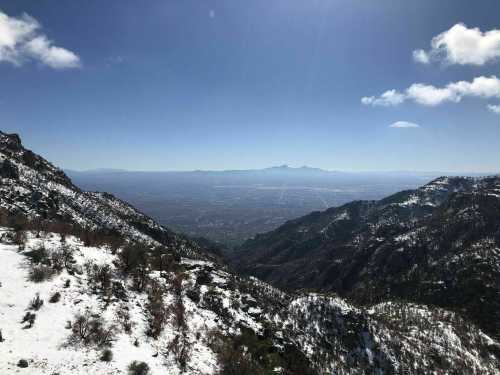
(67, 164, 495, 177)
(66, 165, 496, 247)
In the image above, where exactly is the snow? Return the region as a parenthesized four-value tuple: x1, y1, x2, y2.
(0, 232, 218, 374)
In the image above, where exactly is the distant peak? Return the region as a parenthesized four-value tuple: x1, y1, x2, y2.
(267, 164, 316, 170)
(264, 164, 327, 173)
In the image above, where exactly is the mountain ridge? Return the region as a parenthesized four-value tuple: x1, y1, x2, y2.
(234, 175, 500, 338)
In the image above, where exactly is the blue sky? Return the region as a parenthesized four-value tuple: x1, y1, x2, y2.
(1, 0, 499, 172)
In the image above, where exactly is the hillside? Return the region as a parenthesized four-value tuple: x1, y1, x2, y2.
(1, 230, 499, 374)
(0, 131, 499, 374)
(235, 176, 500, 339)
(0, 132, 203, 260)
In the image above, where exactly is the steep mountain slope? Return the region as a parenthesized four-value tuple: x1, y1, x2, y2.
(0, 131, 499, 374)
(0, 131, 202, 259)
(1, 230, 498, 374)
(235, 176, 500, 338)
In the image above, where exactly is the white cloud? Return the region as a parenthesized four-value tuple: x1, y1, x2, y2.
(406, 83, 459, 106)
(0, 10, 80, 69)
(361, 89, 405, 106)
(488, 104, 500, 114)
(414, 23, 500, 66)
(362, 76, 500, 109)
(389, 121, 420, 128)
(412, 49, 430, 64)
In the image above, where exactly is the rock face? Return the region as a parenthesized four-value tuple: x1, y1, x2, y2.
(0, 130, 499, 374)
(235, 176, 500, 338)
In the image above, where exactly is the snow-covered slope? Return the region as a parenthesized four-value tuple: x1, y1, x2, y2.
(235, 175, 500, 339)
(1, 229, 499, 374)
(0, 132, 202, 259)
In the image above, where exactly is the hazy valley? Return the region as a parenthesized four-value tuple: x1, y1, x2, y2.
(67, 168, 470, 247)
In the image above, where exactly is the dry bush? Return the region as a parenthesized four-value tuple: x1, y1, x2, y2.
(9, 213, 28, 231)
(100, 348, 113, 362)
(132, 266, 149, 292)
(85, 262, 112, 293)
(14, 230, 27, 249)
(24, 246, 50, 264)
(70, 311, 116, 347)
(17, 359, 29, 368)
(0, 208, 9, 226)
(49, 291, 61, 303)
(119, 244, 148, 273)
(196, 268, 212, 286)
(150, 247, 179, 272)
(116, 304, 133, 333)
(60, 243, 75, 268)
(28, 293, 44, 310)
(166, 334, 190, 371)
(146, 280, 167, 338)
(28, 264, 54, 283)
(21, 312, 36, 328)
(128, 361, 150, 375)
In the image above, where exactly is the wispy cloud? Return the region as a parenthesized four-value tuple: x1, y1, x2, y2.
(0, 10, 80, 69)
(105, 56, 124, 67)
(361, 90, 405, 107)
(488, 104, 500, 114)
(362, 76, 500, 109)
(412, 49, 430, 64)
(413, 23, 500, 66)
(389, 121, 420, 128)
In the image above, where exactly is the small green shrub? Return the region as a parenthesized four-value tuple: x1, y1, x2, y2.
(49, 292, 61, 303)
(28, 265, 54, 282)
(100, 349, 113, 362)
(17, 359, 29, 368)
(128, 361, 150, 375)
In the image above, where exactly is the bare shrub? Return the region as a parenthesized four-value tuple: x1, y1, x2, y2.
(209, 331, 266, 375)
(196, 268, 212, 286)
(150, 248, 179, 272)
(24, 246, 49, 264)
(186, 286, 201, 304)
(86, 262, 112, 293)
(28, 265, 54, 282)
(166, 334, 190, 371)
(70, 311, 116, 347)
(146, 280, 167, 338)
(100, 349, 113, 362)
(171, 297, 186, 331)
(60, 243, 75, 268)
(14, 230, 27, 249)
(9, 213, 28, 231)
(21, 312, 36, 328)
(132, 265, 149, 292)
(49, 250, 64, 271)
(128, 361, 150, 375)
(117, 304, 133, 333)
(0, 208, 9, 226)
(28, 293, 44, 310)
(119, 244, 148, 273)
(17, 359, 29, 368)
(49, 292, 61, 303)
